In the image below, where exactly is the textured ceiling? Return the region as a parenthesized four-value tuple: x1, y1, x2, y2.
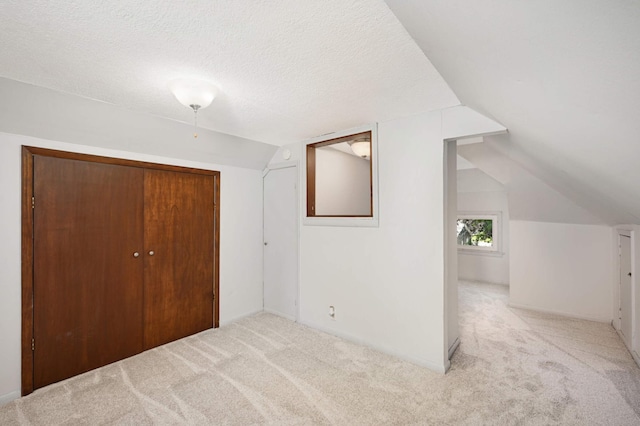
(386, 0, 640, 224)
(0, 0, 459, 146)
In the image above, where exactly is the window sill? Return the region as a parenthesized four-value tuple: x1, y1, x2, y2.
(457, 249, 504, 258)
(303, 216, 379, 228)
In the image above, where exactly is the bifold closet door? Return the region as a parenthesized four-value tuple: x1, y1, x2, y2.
(143, 170, 214, 349)
(33, 156, 144, 389)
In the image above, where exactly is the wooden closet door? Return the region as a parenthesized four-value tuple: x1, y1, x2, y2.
(143, 170, 214, 349)
(33, 156, 144, 389)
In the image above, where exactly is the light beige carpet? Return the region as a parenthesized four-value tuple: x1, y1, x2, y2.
(1, 281, 639, 425)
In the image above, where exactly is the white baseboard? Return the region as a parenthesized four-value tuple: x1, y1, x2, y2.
(632, 350, 640, 369)
(0, 390, 20, 406)
(615, 328, 631, 351)
(448, 337, 460, 360)
(508, 302, 611, 323)
(219, 309, 264, 326)
(263, 308, 297, 322)
(614, 328, 638, 363)
(298, 319, 447, 374)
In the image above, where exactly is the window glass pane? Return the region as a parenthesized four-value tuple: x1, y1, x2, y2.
(307, 131, 372, 217)
(457, 219, 493, 247)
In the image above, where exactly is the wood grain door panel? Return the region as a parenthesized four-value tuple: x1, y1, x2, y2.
(33, 156, 144, 389)
(143, 170, 214, 349)
(24, 147, 219, 394)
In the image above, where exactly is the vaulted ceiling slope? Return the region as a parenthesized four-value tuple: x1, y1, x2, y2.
(386, 0, 640, 225)
(458, 143, 605, 225)
(0, 77, 277, 170)
(0, 0, 458, 150)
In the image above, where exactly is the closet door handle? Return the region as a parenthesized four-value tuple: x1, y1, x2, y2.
(148, 250, 155, 256)
(133, 252, 140, 258)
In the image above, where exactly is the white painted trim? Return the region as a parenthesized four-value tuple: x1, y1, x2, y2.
(445, 129, 506, 142)
(633, 232, 638, 356)
(263, 161, 297, 176)
(458, 249, 505, 258)
(615, 230, 635, 351)
(0, 390, 20, 406)
(456, 211, 501, 253)
(456, 136, 484, 146)
(611, 228, 640, 367)
(263, 308, 297, 322)
(616, 328, 634, 354)
(508, 302, 611, 323)
(443, 139, 457, 374)
(618, 229, 632, 238)
(302, 123, 380, 228)
(302, 216, 380, 227)
(219, 309, 264, 326)
(441, 105, 507, 141)
(448, 337, 460, 360)
(298, 319, 447, 374)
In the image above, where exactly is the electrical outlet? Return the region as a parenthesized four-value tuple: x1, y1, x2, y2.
(329, 305, 335, 319)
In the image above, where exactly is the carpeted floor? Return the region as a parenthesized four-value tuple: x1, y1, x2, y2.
(1, 281, 639, 425)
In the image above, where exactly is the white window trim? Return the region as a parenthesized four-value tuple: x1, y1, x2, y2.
(457, 212, 502, 256)
(302, 123, 379, 227)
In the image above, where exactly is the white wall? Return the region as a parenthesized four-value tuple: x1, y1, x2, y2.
(263, 108, 505, 373)
(457, 142, 605, 225)
(0, 132, 264, 403)
(0, 77, 277, 170)
(510, 220, 613, 322)
(457, 169, 510, 285)
(457, 167, 504, 193)
(315, 147, 370, 216)
(270, 111, 449, 372)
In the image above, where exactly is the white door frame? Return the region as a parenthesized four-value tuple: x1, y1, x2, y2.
(263, 162, 300, 321)
(616, 229, 635, 355)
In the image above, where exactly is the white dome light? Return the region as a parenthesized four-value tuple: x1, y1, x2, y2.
(348, 137, 371, 159)
(168, 78, 218, 109)
(168, 78, 218, 138)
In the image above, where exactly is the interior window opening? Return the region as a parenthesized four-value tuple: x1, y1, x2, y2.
(306, 130, 373, 218)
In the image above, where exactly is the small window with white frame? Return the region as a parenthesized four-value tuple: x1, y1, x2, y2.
(457, 213, 500, 253)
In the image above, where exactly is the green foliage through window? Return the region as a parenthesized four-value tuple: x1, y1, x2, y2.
(457, 219, 493, 247)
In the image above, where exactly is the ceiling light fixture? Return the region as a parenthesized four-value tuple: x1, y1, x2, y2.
(168, 78, 218, 138)
(348, 136, 371, 159)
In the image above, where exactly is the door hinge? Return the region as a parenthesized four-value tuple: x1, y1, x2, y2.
(31, 196, 35, 209)
(31, 338, 34, 351)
